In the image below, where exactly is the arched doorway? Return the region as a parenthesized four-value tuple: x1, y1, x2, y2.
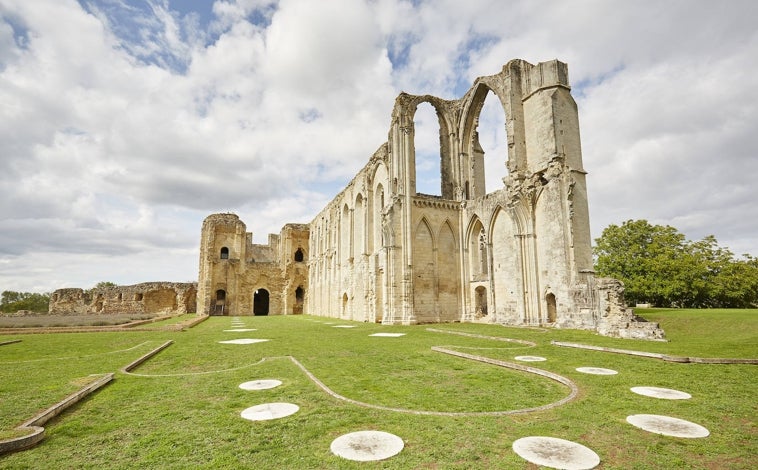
(214, 289, 226, 316)
(475, 286, 488, 317)
(546, 293, 557, 323)
(294, 286, 304, 314)
(253, 289, 269, 316)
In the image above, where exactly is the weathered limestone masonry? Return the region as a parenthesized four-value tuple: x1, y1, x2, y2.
(49, 282, 196, 315)
(197, 59, 663, 339)
(197, 215, 309, 316)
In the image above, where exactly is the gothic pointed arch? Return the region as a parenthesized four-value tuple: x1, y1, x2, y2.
(437, 219, 460, 321)
(412, 217, 436, 321)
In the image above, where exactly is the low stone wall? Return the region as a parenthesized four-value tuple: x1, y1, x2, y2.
(49, 282, 197, 315)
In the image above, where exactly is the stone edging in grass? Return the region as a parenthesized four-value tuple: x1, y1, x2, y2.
(0, 339, 21, 346)
(551, 341, 758, 364)
(289, 350, 578, 416)
(120, 340, 174, 373)
(0, 373, 114, 456)
(426, 328, 537, 346)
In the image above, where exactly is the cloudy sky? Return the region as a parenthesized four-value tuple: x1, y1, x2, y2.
(1, 0, 756, 293)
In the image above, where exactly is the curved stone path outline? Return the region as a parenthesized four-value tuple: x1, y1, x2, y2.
(330, 430, 404, 461)
(512, 436, 600, 469)
(121, 342, 578, 416)
(552, 341, 758, 364)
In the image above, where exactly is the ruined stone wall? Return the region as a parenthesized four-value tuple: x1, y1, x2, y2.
(198, 59, 664, 339)
(49, 282, 197, 315)
(196, 214, 309, 316)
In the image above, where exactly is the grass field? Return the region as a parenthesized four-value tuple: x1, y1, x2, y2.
(0, 309, 755, 469)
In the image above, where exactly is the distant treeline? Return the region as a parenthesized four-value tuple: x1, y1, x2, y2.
(1, 291, 51, 313)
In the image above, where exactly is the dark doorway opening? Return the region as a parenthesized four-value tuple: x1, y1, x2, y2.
(254, 289, 270, 316)
(475, 286, 488, 317)
(214, 289, 226, 315)
(546, 293, 557, 323)
(294, 286, 304, 314)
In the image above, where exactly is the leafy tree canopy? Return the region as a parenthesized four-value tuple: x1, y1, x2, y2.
(0, 291, 51, 313)
(594, 220, 758, 308)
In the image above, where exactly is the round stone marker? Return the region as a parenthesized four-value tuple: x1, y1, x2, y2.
(240, 403, 299, 421)
(514, 355, 547, 362)
(223, 328, 257, 332)
(512, 436, 600, 469)
(330, 430, 404, 462)
(369, 333, 406, 337)
(239, 379, 283, 391)
(630, 386, 691, 400)
(576, 367, 618, 375)
(626, 414, 709, 438)
(218, 338, 269, 345)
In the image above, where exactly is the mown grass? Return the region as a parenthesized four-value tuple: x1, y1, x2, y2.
(0, 310, 755, 469)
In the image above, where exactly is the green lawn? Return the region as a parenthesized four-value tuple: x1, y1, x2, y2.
(1, 310, 756, 469)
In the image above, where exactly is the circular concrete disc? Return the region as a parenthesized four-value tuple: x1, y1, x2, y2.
(332, 325, 357, 328)
(218, 338, 269, 345)
(330, 430, 404, 462)
(512, 436, 600, 469)
(576, 367, 618, 375)
(514, 355, 547, 362)
(240, 403, 299, 421)
(223, 328, 257, 332)
(631, 386, 691, 400)
(626, 414, 709, 438)
(369, 333, 405, 337)
(239, 379, 283, 391)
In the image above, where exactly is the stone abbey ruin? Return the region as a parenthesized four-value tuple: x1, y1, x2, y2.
(49, 59, 662, 339)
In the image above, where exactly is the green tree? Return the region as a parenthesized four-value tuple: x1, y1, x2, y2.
(94, 281, 117, 289)
(0, 291, 51, 313)
(593, 220, 758, 308)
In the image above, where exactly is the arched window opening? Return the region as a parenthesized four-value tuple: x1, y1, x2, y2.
(341, 204, 351, 264)
(373, 183, 384, 251)
(253, 289, 269, 316)
(546, 293, 557, 323)
(469, 220, 488, 280)
(134, 293, 143, 301)
(354, 194, 364, 256)
(475, 286, 488, 317)
(479, 91, 509, 194)
(294, 248, 304, 262)
(220, 247, 229, 259)
(414, 102, 442, 196)
(479, 230, 488, 276)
